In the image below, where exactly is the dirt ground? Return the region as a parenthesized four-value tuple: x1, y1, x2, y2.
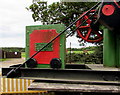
(0, 58, 25, 75)
(0, 58, 25, 68)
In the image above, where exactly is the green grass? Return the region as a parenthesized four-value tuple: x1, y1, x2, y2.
(67, 51, 94, 54)
(0, 58, 7, 61)
(21, 52, 26, 58)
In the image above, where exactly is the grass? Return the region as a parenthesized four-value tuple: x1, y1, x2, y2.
(21, 52, 26, 58)
(0, 58, 7, 61)
(67, 51, 94, 54)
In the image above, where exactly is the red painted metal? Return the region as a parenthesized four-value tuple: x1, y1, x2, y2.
(76, 10, 103, 42)
(102, 5, 115, 16)
(29, 29, 60, 64)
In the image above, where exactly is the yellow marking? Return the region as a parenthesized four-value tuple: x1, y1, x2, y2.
(28, 79, 31, 86)
(11, 79, 14, 92)
(16, 79, 18, 91)
(3, 78, 6, 92)
(20, 79, 23, 91)
(1, 78, 35, 93)
(1, 91, 47, 94)
(7, 78, 10, 92)
(24, 79, 27, 91)
(0, 78, 2, 92)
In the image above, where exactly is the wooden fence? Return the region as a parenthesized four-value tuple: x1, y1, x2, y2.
(0, 78, 48, 94)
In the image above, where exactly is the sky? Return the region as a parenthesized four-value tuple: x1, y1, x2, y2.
(0, 0, 91, 48)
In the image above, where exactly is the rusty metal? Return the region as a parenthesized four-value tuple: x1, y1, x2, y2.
(2, 67, 120, 85)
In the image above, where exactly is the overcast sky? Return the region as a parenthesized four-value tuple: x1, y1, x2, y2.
(0, 0, 90, 48)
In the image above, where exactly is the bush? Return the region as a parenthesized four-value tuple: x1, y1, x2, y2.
(66, 45, 103, 64)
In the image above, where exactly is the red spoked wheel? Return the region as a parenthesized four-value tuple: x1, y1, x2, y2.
(76, 10, 103, 43)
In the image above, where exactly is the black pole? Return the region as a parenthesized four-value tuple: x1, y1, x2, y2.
(6, 2, 101, 78)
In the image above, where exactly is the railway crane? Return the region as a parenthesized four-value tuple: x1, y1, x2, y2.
(2, 0, 120, 94)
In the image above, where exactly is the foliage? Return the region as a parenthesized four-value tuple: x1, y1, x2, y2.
(66, 45, 103, 64)
(27, 1, 102, 64)
(2, 47, 25, 52)
(0, 58, 7, 62)
(67, 46, 98, 51)
(21, 52, 26, 58)
(27, 1, 104, 46)
(27, 1, 96, 31)
(67, 50, 94, 54)
(93, 45, 103, 64)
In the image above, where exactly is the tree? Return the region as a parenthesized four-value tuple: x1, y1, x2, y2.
(27, 1, 96, 32)
(27, 1, 103, 64)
